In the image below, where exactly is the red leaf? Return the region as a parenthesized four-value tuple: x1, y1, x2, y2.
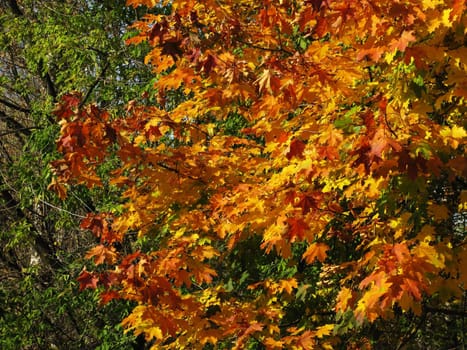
(199, 54, 217, 74)
(77, 269, 98, 291)
(287, 217, 309, 241)
(100, 290, 121, 305)
(286, 139, 306, 160)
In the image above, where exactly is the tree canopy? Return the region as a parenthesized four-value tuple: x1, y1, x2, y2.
(14, 0, 467, 348)
(0, 0, 153, 348)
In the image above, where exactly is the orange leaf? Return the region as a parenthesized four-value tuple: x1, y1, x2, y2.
(390, 30, 416, 52)
(302, 243, 329, 264)
(85, 244, 118, 265)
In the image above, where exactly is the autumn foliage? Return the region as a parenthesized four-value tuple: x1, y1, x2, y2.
(51, 0, 466, 348)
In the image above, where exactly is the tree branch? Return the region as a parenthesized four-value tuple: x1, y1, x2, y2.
(235, 38, 294, 57)
(424, 305, 467, 317)
(156, 161, 207, 184)
(0, 110, 31, 136)
(0, 127, 41, 138)
(0, 97, 30, 113)
(79, 61, 110, 108)
(396, 312, 426, 350)
(37, 59, 57, 103)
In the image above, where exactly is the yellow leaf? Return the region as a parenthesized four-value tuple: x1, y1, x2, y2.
(428, 9, 453, 32)
(412, 242, 446, 269)
(440, 125, 467, 138)
(322, 178, 350, 193)
(439, 125, 466, 148)
(363, 176, 385, 199)
(388, 212, 412, 239)
(315, 324, 334, 338)
(451, 125, 467, 138)
(279, 278, 298, 295)
(335, 287, 353, 312)
(458, 190, 467, 211)
(264, 337, 284, 349)
(147, 326, 163, 340)
(422, 0, 443, 10)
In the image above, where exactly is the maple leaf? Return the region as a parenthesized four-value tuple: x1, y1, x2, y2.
(369, 127, 401, 160)
(357, 46, 386, 62)
(256, 69, 281, 94)
(236, 322, 264, 348)
(450, 0, 466, 20)
(279, 278, 298, 295)
(161, 40, 183, 61)
(440, 125, 467, 149)
(315, 324, 334, 338)
(85, 244, 118, 265)
(390, 30, 416, 53)
(295, 330, 317, 350)
(77, 269, 99, 291)
(402, 277, 423, 301)
(53, 92, 81, 120)
(100, 290, 121, 305)
(335, 287, 354, 312)
(264, 337, 284, 349)
(287, 217, 309, 241)
(302, 243, 329, 264)
(355, 277, 392, 323)
(47, 178, 68, 200)
(286, 139, 306, 160)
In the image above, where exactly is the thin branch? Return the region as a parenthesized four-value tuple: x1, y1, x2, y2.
(0, 138, 13, 163)
(38, 198, 87, 219)
(396, 312, 426, 350)
(0, 97, 30, 113)
(0, 110, 31, 136)
(79, 61, 110, 108)
(235, 38, 294, 57)
(384, 112, 398, 138)
(0, 127, 41, 137)
(156, 161, 207, 184)
(424, 305, 467, 317)
(37, 59, 57, 103)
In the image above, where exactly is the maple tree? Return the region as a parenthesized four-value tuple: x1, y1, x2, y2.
(52, 0, 466, 348)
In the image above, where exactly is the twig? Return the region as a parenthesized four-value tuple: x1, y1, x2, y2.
(0, 97, 30, 113)
(424, 305, 467, 317)
(38, 198, 87, 219)
(156, 161, 206, 184)
(396, 312, 426, 350)
(0, 127, 41, 137)
(235, 38, 294, 57)
(79, 61, 110, 108)
(0, 110, 32, 136)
